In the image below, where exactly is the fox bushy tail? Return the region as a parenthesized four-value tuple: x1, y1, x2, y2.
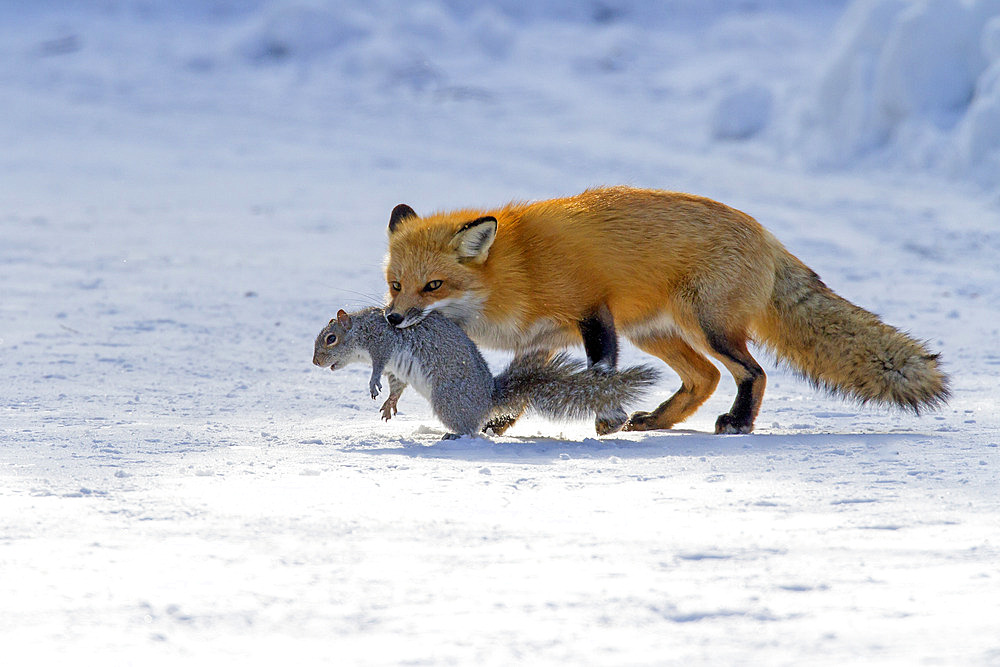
(491, 352, 659, 422)
(757, 252, 949, 412)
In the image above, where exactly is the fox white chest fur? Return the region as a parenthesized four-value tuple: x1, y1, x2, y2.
(464, 315, 579, 354)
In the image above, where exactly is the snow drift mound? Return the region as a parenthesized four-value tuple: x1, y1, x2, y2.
(712, 83, 775, 140)
(798, 0, 1000, 185)
(236, 4, 371, 63)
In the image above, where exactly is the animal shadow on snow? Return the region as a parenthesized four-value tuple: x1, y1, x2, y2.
(357, 429, 930, 464)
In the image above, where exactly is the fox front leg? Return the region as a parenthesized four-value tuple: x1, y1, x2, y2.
(579, 303, 627, 435)
(578, 303, 619, 373)
(380, 373, 407, 421)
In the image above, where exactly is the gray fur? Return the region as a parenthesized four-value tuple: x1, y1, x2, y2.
(313, 308, 659, 438)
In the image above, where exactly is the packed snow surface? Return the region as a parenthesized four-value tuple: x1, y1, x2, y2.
(2, 0, 999, 664)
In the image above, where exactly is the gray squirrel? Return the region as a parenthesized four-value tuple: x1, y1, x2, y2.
(312, 307, 659, 439)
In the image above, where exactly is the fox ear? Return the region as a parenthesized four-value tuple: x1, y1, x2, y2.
(336, 309, 352, 330)
(452, 216, 497, 263)
(388, 204, 417, 233)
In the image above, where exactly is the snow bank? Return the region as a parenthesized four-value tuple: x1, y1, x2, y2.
(10, 0, 1000, 186)
(711, 83, 775, 140)
(799, 0, 1000, 184)
(236, 4, 372, 63)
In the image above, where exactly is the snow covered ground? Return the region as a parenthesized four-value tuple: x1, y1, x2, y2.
(2, 0, 999, 664)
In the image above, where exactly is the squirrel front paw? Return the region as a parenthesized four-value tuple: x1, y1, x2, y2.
(369, 378, 382, 399)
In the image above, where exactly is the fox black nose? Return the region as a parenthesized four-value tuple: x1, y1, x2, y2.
(386, 312, 404, 327)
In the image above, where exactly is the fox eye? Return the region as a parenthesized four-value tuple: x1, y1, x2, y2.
(324, 333, 337, 346)
(423, 280, 442, 292)
(390, 281, 401, 292)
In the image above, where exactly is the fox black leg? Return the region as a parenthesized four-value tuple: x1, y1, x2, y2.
(716, 376, 762, 434)
(702, 327, 766, 435)
(578, 303, 619, 373)
(579, 304, 627, 435)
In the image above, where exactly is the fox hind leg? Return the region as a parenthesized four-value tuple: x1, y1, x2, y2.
(624, 334, 720, 431)
(702, 330, 766, 434)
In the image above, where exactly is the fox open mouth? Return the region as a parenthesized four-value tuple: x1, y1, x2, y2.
(395, 313, 426, 328)
(390, 297, 482, 329)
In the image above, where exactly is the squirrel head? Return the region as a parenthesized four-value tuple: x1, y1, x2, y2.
(312, 309, 358, 371)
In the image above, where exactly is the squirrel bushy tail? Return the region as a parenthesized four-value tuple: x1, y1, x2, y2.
(491, 352, 659, 422)
(757, 252, 949, 412)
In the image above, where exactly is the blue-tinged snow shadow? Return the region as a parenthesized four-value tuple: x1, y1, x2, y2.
(356, 430, 931, 463)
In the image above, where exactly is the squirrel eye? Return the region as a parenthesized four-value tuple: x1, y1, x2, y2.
(324, 333, 337, 346)
(424, 280, 442, 292)
(390, 281, 401, 292)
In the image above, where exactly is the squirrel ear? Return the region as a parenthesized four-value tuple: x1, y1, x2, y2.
(388, 204, 417, 233)
(452, 216, 497, 264)
(336, 309, 352, 330)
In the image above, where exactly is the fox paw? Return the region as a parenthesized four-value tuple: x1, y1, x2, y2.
(595, 407, 628, 436)
(714, 413, 753, 434)
(623, 411, 675, 432)
(483, 413, 519, 436)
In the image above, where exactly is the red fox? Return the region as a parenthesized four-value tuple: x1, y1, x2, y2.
(383, 186, 949, 435)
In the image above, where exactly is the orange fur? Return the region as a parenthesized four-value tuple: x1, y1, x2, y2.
(384, 186, 948, 433)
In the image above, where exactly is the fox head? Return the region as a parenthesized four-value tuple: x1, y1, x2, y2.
(384, 203, 496, 328)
